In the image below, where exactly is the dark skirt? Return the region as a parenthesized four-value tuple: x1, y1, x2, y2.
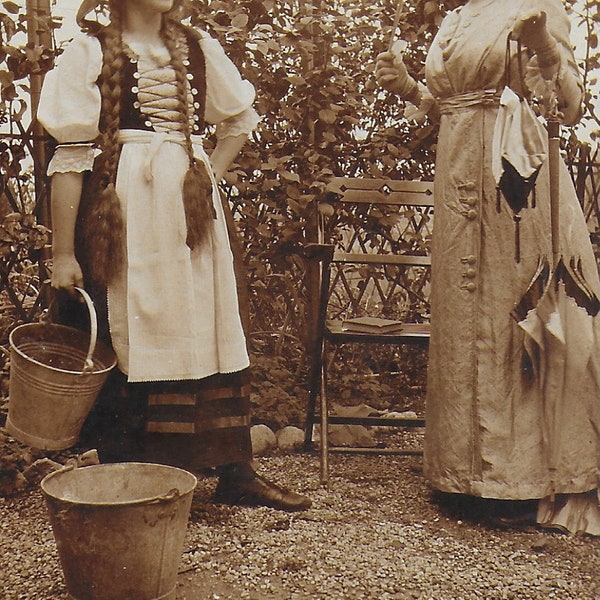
(141, 370, 253, 470)
(79, 369, 252, 470)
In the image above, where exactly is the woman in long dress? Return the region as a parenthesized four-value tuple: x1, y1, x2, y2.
(376, 0, 599, 534)
(37, 0, 311, 512)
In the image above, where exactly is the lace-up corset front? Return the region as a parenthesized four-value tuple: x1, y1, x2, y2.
(116, 30, 206, 135)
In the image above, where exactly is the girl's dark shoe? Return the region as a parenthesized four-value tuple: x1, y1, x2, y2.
(213, 465, 312, 512)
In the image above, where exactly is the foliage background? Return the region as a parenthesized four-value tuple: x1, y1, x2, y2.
(0, 0, 599, 430)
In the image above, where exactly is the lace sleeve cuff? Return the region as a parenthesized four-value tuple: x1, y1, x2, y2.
(47, 144, 97, 176)
(524, 52, 583, 123)
(404, 83, 438, 123)
(215, 107, 260, 140)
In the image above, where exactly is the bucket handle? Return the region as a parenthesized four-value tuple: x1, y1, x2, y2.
(73, 287, 98, 374)
(39, 284, 99, 374)
(142, 488, 181, 505)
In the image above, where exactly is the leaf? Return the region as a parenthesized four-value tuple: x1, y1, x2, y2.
(0, 70, 14, 86)
(285, 75, 306, 86)
(0, 13, 17, 41)
(231, 13, 249, 29)
(281, 171, 300, 183)
(318, 108, 337, 124)
(1, 1, 20, 15)
(423, 1, 439, 17)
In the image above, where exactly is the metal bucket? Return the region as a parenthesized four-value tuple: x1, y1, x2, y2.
(41, 462, 197, 600)
(6, 287, 117, 450)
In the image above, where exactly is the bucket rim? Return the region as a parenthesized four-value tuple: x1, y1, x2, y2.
(9, 322, 117, 376)
(40, 462, 198, 507)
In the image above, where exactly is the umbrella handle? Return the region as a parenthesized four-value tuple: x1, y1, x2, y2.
(548, 118, 560, 267)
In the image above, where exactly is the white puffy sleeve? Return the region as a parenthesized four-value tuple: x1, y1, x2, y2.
(37, 34, 103, 174)
(198, 32, 260, 138)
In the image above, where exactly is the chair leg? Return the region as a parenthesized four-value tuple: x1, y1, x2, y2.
(319, 345, 329, 485)
(303, 343, 322, 451)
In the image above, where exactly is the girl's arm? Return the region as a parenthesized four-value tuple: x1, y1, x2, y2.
(50, 171, 85, 289)
(210, 133, 248, 182)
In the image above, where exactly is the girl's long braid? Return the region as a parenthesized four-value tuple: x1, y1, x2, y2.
(80, 3, 125, 286)
(162, 18, 215, 250)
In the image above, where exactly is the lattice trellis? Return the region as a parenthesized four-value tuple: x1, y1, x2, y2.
(0, 105, 51, 343)
(321, 183, 434, 325)
(0, 0, 54, 342)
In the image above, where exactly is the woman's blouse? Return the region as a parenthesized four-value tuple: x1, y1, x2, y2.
(424, 0, 583, 121)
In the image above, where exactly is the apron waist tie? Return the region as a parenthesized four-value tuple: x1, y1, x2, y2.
(118, 129, 187, 182)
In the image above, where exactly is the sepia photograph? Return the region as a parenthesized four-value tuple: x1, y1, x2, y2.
(0, 0, 599, 598)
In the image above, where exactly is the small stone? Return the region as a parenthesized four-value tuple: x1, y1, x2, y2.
(64, 448, 100, 469)
(383, 410, 418, 420)
(276, 426, 304, 451)
(531, 535, 551, 552)
(250, 424, 276, 455)
(22, 458, 62, 485)
(329, 424, 376, 448)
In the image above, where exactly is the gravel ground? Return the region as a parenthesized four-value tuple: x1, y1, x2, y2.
(1, 446, 599, 600)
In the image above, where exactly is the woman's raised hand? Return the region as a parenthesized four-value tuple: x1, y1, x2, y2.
(512, 9, 560, 72)
(512, 10, 551, 51)
(375, 50, 419, 102)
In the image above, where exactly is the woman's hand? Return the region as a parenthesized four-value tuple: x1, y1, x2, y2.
(512, 9, 560, 73)
(375, 51, 419, 103)
(375, 51, 409, 91)
(51, 253, 84, 291)
(512, 10, 551, 52)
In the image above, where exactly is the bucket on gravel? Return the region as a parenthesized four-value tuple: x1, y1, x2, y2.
(6, 287, 116, 450)
(41, 462, 197, 600)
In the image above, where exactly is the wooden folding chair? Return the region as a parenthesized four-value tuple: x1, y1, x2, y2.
(302, 177, 434, 483)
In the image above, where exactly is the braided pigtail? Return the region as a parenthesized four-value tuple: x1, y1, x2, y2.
(162, 20, 215, 250)
(78, 5, 125, 287)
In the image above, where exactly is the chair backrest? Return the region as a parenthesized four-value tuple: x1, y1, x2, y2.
(319, 177, 434, 323)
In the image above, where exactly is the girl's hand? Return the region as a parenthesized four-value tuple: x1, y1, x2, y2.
(51, 253, 84, 291)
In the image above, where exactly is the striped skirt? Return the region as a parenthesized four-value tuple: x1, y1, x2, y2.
(139, 370, 253, 471)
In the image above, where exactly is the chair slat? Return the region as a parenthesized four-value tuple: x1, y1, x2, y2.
(329, 189, 434, 206)
(332, 252, 431, 266)
(326, 177, 433, 196)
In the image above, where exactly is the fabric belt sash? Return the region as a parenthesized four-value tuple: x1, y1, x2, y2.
(438, 89, 501, 114)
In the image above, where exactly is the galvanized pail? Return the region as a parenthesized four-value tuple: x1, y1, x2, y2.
(41, 462, 197, 600)
(6, 287, 116, 450)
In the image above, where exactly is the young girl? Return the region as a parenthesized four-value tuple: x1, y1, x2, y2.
(38, 0, 311, 512)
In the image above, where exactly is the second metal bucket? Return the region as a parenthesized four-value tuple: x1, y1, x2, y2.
(41, 462, 197, 600)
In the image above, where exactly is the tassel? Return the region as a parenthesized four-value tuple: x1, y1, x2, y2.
(531, 184, 536, 209)
(496, 187, 502, 213)
(182, 160, 216, 250)
(514, 214, 521, 263)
